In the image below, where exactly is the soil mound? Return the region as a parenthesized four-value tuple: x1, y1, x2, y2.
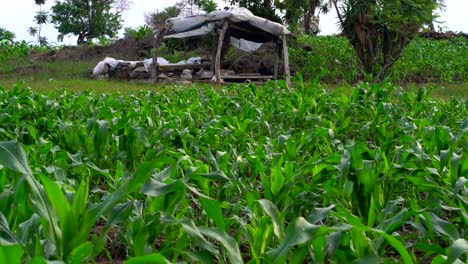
(419, 31, 468, 40)
(31, 37, 153, 63)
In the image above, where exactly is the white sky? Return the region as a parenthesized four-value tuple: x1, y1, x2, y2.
(0, 0, 467, 45)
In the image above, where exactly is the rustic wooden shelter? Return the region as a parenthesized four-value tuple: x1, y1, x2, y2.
(152, 8, 291, 85)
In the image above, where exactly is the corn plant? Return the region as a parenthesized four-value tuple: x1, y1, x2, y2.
(0, 80, 467, 263)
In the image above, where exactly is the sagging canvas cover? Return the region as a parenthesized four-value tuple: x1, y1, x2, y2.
(163, 8, 290, 51)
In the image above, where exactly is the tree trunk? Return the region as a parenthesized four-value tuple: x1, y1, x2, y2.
(304, 0, 318, 34)
(77, 33, 86, 45)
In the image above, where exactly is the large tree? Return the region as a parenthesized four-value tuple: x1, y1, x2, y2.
(280, 0, 332, 34)
(50, 0, 129, 45)
(228, 0, 282, 22)
(331, 0, 438, 81)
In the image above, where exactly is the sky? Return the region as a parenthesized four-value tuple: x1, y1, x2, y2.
(0, 0, 467, 45)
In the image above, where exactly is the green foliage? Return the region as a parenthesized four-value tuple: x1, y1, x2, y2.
(124, 26, 154, 41)
(0, 28, 15, 41)
(0, 41, 31, 62)
(228, 0, 282, 22)
(278, 0, 331, 34)
(289, 35, 468, 83)
(0, 81, 467, 262)
(50, 0, 123, 45)
(332, 0, 438, 81)
(194, 0, 218, 13)
(145, 5, 181, 33)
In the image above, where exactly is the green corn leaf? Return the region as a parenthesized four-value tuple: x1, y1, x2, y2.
(426, 212, 460, 241)
(0, 141, 61, 256)
(369, 228, 414, 264)
(307, 205, 335, 224)
(0, 140, 32, 175)
(124, 253, 171, 264)
(18, 214, 39, 245)
(41, 175, 78, 259)
(447, 239, 468, 264)
(258, 199, 284, 240)
(0, 244, 23, 264)
(107, 201, 134, 226)
(67, 241, 92, 264)
(0, 211, 21, 246)
(71, 177, 89, 224)
(160, 214, 218, 256)
(86, 161, 158, 225)
(266, 217, 325, 264)
(198, 226, 243, 264)
(193, 171, 231, 182)
(270, 155, 285, 196)
(199, 197, 226, 231)
(140, 179, 185, 197)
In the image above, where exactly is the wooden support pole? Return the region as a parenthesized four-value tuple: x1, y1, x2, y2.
(211, 33, 217, 73)
(281, 34, 291, 86)
(215, 20, 229, 83)
(152, 26, 169, 82)
(273, 38, 280, 80)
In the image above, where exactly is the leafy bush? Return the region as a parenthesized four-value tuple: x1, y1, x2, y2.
(290, 36, 359, 83)
(124, 25, 154, 41)
(0, 41, 31, 62)
(291, 35, 468, 83)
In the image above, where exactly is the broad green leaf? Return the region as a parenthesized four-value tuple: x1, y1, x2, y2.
(160, 214, 218, 256)
(0, 141, 61, 255)
(426, 212, 460, 241)
(124, 253, 171, 264)
(198, 226, 243, 264)
(199, 197, 226, 231)
(266, 217, 325, 264)
(270, 155, 285, 196)
(87, 161, 158, 225)
(18, 214, 39, 244)
(140, 179, 185, 197)
(447, 239, 468, 264)
(67, 241, 92, 264)
(369, 228, 414, 264)
(0, 244, 23, 264)
(258, 199, 284, 240)
(194, 171, 231, 182)
(307, 205, 335, 224)
(0, 140, 32, 175)
(0, 211, 21, 245)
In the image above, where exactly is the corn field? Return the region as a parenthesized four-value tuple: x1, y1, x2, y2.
(0, 81, 467, 263)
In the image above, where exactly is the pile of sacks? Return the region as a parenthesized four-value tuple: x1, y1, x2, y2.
(92, 57, 168, 80)
(92, 57, 236, 82)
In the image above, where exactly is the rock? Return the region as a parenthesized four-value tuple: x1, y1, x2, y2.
(180, 69, 193, 80)
(158, 73, 168, 79)
(133, 66, 148, 73)
(221, 69, 236, 76)
(197, 69, 214, 79)
(130, 66, 150, 79)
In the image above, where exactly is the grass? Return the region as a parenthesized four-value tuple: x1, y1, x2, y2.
(1, 78, 467, 100)
(0, 78, 172, 94)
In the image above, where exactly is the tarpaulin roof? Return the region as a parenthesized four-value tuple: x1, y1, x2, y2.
(164, 7, 290, 42)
